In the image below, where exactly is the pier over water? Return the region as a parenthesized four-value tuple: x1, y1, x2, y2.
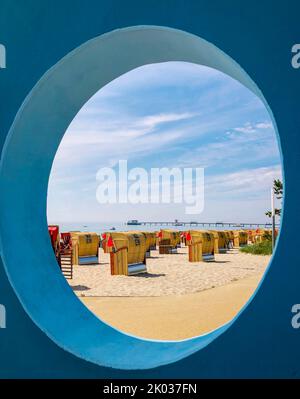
(127, 221, 279, 228)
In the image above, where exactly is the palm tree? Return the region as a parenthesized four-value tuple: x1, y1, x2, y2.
(265, 179, 283, 217)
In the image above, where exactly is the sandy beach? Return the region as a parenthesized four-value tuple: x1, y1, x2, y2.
(81, 274, 264, 340)
(70, 247, 269, 297)
(68, 246, 270, 339)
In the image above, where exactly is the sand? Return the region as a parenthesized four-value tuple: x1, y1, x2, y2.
(81, 274, 264, 340)
(70, 247, 270, 297)
(68, 246, 270, 339)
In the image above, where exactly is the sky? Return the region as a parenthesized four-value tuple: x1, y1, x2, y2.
(47, 62, 282, 224)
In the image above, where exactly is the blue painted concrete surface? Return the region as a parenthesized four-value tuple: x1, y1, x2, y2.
(0, 0, 299, 378)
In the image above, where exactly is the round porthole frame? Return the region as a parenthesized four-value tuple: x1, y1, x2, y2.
(0, 25, 282, 370)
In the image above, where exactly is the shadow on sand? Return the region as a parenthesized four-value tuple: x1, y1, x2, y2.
(71, 285, 91, 291)
(132, 273, 166, 278)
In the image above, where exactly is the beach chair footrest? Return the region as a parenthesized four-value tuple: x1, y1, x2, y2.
(128, 263, 147, 275)
(78, 256, 98, 265)
(169, 247, 178, 254)
(203, 254, 215, 262)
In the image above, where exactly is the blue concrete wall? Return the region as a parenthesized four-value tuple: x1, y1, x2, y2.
(0, 0, 300, 378)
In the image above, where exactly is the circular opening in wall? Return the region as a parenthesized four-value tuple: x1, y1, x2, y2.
(47, 61, 282, 341)
(0, 26, 283, 369)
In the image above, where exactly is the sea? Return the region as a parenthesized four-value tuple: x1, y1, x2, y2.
(50, 221, 270, 234)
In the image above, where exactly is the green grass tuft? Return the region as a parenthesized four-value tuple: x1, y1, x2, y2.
(240, 240, 273, 255)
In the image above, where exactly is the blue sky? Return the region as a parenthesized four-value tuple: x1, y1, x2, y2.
(47, 62, 282, 223)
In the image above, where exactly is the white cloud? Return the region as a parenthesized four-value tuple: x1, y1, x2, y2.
(176, 119, 279, 170)
(234, 124, 256, 133)
(55, 112, 196, 149)
(139, 112, 196, 128)
(205, 165, 282, 198)
(233, 121, 273, 134)
(255, 122, 273, 129)
(47, 62, 282, 224)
